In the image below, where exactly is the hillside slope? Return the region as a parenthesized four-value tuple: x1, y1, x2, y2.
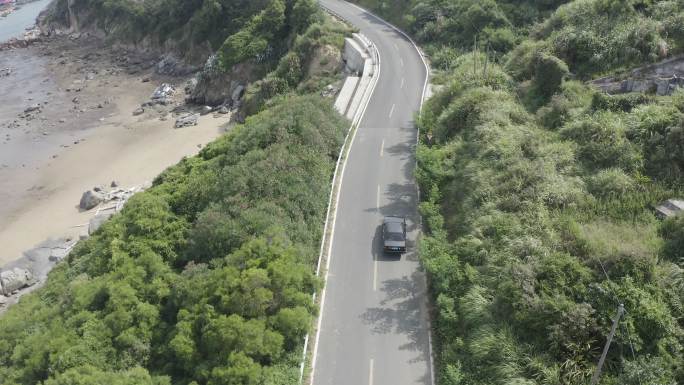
(351, 0, 684, 384)
(0, 1, 356, 384)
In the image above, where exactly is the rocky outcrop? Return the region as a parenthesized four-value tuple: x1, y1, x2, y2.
(0, 268, 34, 296)
(189, 55, 254, 107)
(79, 190, 105, 210)
(175, 113, 200, 128)
(592, 55, 684, 96)
(0, 28, 42, 51)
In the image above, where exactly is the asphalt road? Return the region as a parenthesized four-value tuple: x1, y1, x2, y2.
(312, 1, 432, 384)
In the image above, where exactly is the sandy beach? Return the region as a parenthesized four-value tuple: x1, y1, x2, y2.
(0, 35, 229, 266)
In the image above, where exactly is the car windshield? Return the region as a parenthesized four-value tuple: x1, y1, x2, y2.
(386, 231, 404, 242)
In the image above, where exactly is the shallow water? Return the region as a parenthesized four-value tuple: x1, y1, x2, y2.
(0, 0, 52, 42)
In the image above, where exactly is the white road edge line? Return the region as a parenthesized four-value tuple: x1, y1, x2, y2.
(389, 103, 395, 118)
(305, 4, 383, 384)
(332, 3, 434, 385)
(369, 358, 375, 385)
(346, 1, 430, 111)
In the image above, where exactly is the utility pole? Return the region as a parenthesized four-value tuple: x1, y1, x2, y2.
(590, 304, 625, 385)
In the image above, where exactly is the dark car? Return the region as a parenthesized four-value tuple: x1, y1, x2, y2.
(383, 216, 407, 253)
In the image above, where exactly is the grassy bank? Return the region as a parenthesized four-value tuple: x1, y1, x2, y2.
(417, 56, 684, 385)
(349, 0, 684, 384)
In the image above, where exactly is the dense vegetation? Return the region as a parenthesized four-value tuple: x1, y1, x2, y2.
(352, 0, 684, 384)
(356, 0, 684, 78)
(0, 2, 355, 384)
(50, 0, 322, 65)
(0, 95, 347, 384)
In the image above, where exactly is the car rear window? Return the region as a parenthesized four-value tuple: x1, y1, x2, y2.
(386, 232, 404, 241)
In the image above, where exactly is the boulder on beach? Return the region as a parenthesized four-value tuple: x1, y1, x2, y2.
(152, 83, 175, 100)
(175, 113, 199, 128)
(133, 107, 144, 116)
(79, 190, 104, 210)
(0, 268, 34, 296)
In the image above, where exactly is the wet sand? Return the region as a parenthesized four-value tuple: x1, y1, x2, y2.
(0, 35, 229, 266)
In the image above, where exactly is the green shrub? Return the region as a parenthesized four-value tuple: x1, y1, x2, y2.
(561, 111, 643, 171)
(663, 11, 684, 54)
(587, 168, 636, 197)
(537, 94, 573, 129)
(592, 92, 654, 112)
(218, 0, 286, 69)
(619, 355, 677, 385)
(532, 52, 569, 98)
(531, 0, 668, 76)
(538, 81, 594, 129)
(660, 214, 684, 262)
(505, 40, 548, 80)
(628, 104, 684, 182)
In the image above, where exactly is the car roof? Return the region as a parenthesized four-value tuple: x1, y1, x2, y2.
(383, 216, 405, 224)
(384, 221, 404, 234)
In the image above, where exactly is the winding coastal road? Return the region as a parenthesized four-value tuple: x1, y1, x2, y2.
(312, 1, 432, 384)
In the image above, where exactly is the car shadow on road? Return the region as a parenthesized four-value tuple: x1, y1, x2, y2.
(365, 181, 420, 263)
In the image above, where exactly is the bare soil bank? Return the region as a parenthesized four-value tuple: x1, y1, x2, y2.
(0, 34, 230, 266)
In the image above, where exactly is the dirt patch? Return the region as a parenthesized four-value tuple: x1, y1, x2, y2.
(307, 44, 342, 78)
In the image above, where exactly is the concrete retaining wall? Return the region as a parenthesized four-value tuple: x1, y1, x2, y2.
(335, 33, 377, 120)
(343, 37, 369, 74)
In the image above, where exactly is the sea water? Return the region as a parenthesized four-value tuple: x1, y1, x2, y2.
(0, 0, 52, 42)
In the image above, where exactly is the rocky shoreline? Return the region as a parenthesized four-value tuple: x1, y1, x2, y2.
(0, 27, 235, 313)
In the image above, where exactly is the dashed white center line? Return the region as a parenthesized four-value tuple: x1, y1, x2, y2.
(393, 42, 398, 50)
(389, 103, 395, 118)
(376, 184, 380, 211)
(380, 139, 385, 157)
(369, 359, 375, 385)
(400, 58, 404, 67)
(400, 78, 405, 89)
